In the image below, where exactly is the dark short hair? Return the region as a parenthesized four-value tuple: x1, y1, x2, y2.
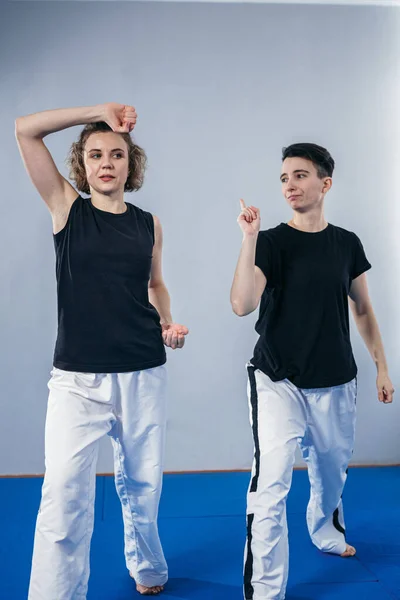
(282, 143, 335, 178)
(67, 122, 147, 194)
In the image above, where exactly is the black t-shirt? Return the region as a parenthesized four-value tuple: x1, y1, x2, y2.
(53, 196, 166, 373)
(251, 223, 371, 388)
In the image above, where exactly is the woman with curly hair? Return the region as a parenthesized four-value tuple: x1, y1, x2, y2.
(15, 102, 188, 598)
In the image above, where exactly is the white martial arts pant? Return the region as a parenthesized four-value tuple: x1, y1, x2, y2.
(28, 365, 168, 600)
(244, 364, 357, 600)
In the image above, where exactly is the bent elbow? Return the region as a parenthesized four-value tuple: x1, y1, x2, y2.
(231, 300, 254, 317)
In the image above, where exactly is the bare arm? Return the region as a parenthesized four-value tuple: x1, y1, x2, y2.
(349, 273, 394, 403)
(149, 216, 189, 349)
(15, 106, 104, 213)
(15, 103, 137, 233)
(148, 216, 173, 325)
(230, 237, 267, 316)
(230, 199, 266, 316)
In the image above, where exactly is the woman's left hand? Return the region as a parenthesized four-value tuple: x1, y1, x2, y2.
(162, 323, 189, 349)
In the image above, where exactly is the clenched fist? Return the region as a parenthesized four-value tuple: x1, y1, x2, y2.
(101, 102, 137, 134)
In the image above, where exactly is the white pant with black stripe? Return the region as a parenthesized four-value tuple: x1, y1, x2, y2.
(28, 365, 168, 600)
(244, 364, 357, 600)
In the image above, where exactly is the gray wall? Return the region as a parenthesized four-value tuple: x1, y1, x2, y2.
(1, 1, 399, 474)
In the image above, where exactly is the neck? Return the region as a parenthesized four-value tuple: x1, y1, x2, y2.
(91, 189, 127, 214)
(288, 209, 327, 233)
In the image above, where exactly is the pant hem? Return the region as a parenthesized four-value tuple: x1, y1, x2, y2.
(250, 595, 285, 600)
(317, 540, 347, 556)
(130, 572, 168, 587)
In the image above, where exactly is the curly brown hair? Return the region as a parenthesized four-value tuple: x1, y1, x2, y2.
(67, 122, 147, 194)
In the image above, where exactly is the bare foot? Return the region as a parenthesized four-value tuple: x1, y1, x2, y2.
(341, 543, 356, 557)
(130, 573, 165, 595)
(136, 583, 164, 595)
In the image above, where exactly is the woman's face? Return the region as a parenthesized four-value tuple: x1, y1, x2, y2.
(83, 132, 129, 195)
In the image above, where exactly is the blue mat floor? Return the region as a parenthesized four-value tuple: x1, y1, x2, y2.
(0, 467, 399, 599)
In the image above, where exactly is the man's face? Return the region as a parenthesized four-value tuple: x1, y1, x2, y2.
(280, 157, 331, 212)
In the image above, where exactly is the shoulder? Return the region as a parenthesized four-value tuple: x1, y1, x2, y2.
(258, 223, 286, 239)
(128, 202, 156, 227)
(152, 214, 163, 240)
(126, 203, 159, 243)
(127, 202, 152, 219)
(257, 223, 287, 247)
(328, 224, 363, 246)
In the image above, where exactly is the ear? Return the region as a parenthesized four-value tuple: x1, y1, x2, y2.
(322, 177, 332, 194)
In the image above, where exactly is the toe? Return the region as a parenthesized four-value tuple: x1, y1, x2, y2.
(341, 544, 356, 557)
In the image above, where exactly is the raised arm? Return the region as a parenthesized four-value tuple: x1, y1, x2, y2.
(15, 103, 137, 232)
(230, 199, 266, 316)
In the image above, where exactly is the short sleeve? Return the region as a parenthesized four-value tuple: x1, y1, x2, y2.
(350, 233, 371, 280)
(255, 231, 274, 282)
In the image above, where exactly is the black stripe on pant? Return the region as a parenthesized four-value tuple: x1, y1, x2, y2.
(244, 514, 255, 599)
(244, 365, 260, 599)
(332, 376, 357, 538)
(332, 466, 350, 536)
(248, 365, 260, 493)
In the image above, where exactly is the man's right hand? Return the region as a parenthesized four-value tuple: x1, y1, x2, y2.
(237, 199, 261, 236)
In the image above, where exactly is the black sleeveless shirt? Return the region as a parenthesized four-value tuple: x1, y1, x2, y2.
(52, 196, 166, 373)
